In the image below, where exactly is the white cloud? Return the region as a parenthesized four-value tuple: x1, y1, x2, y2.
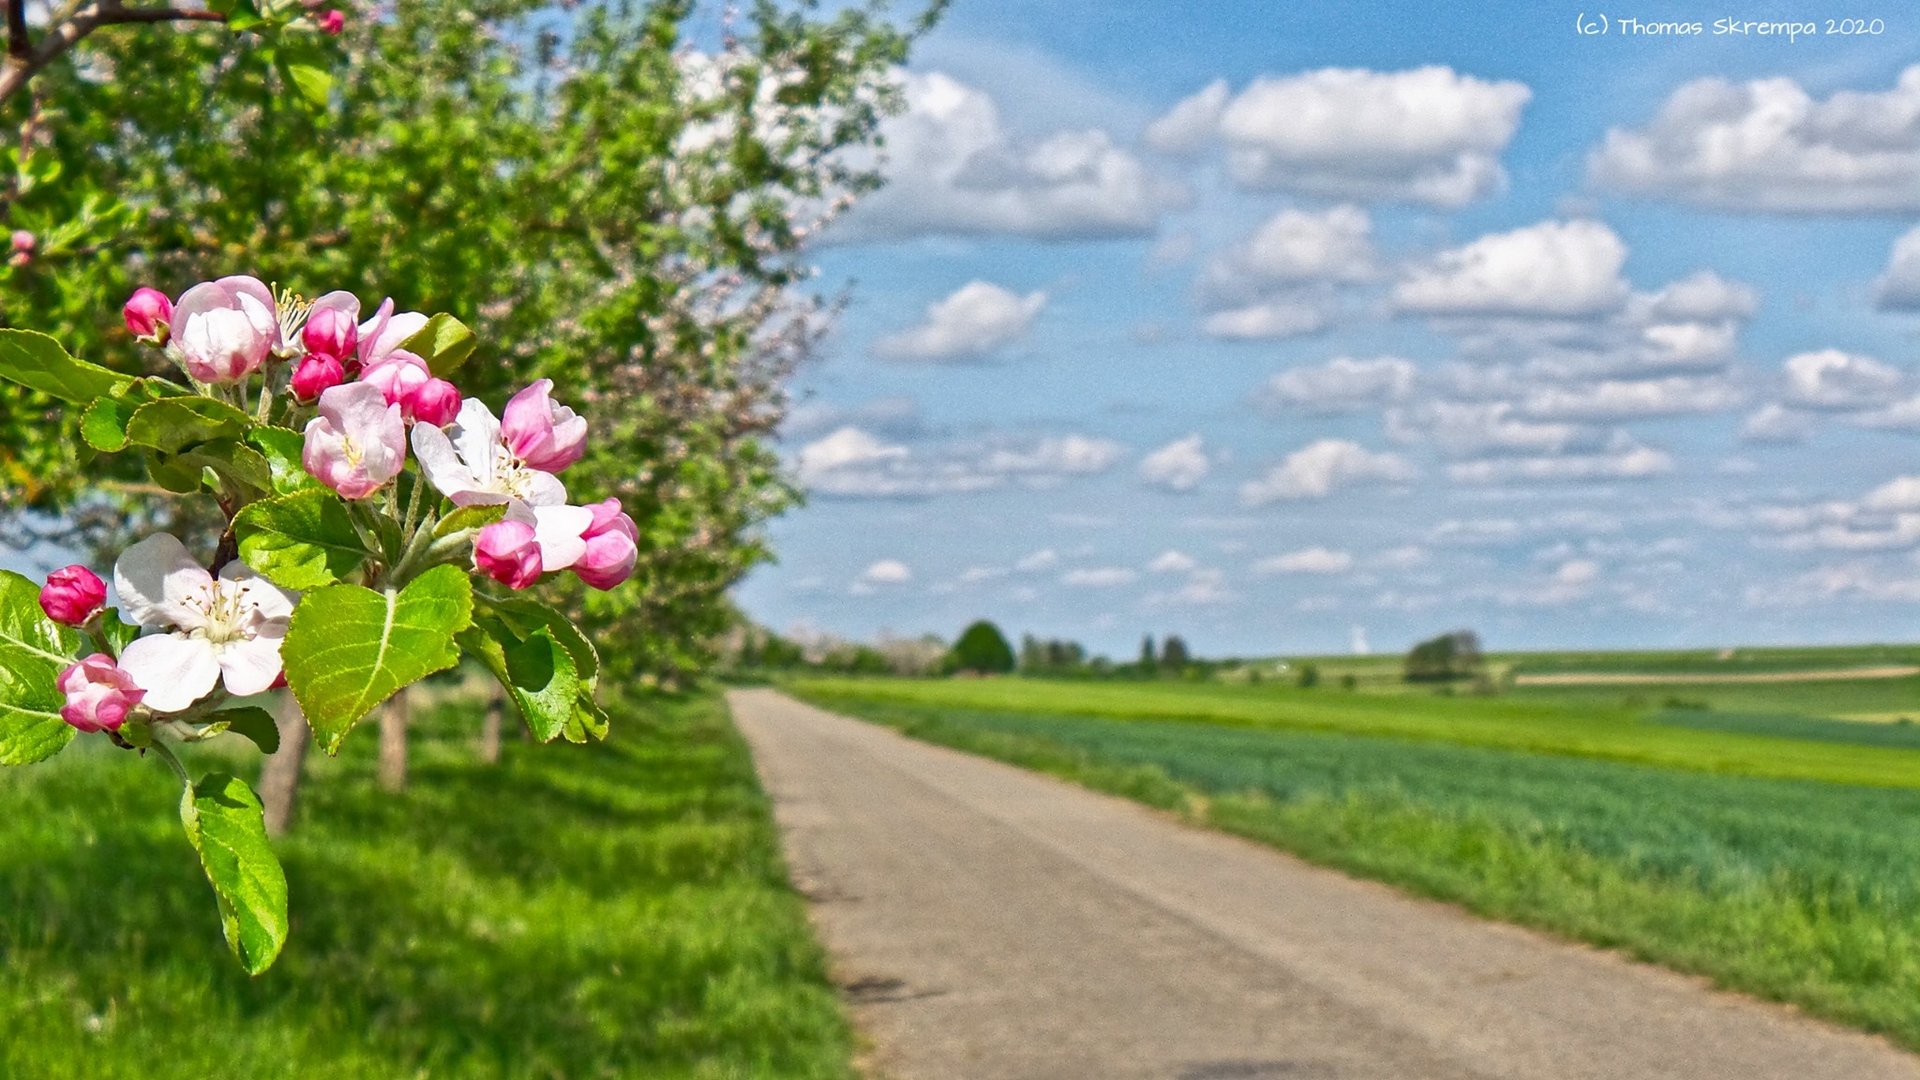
(873, 281, 1047, 362)
(1647, 270, 1759, 322)
(1375, 545, 1430, 569)
(1240, 439, 1415, 504)
(1780, 349, 1905, 410)
(1393, 220, 1630, 317)
(1015, 548, 1060, 572)
(1516, 375, 1744, 421)
(1444, 434, 1673, 484)
(1062, 567, 1137, 587)
(1553, 558, 1600, 586)
(1875, 226, 1920, 311)
(840, 71, 1185, 241)
(1386, 401, 1591, 458)
(1588, 66, 1920, 212)
(859, 559, 913, 585)
(785, 396, 923, 440)
(1145, 568, 1236, 606)
(1864, 476, 1920, 513)
(1201, 205, 1377, 299)
(1741, 404, 1813, 444)
(794, 426, 1122, 499)
(1254, 547, 1354, 575)
(1139, 434, 1210, 491)
(1152, 67, 1531, 205)
(1146, 550, 1197, 573)
(1256, 356, 1416, 414)
(1200, 298, 1329, 340)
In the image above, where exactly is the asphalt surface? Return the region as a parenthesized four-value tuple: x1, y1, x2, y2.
(728, 688, 1920, 1080)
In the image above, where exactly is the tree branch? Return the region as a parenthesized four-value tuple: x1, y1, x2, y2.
(1, 3, 226, 104)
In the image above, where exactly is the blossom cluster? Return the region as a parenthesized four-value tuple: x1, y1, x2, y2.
(40, 275, 638, 735)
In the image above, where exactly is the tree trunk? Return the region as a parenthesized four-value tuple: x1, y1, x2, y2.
(479, 683, 504, 765)
(259, 694, 310, 838)
(378, 690, 409, 792)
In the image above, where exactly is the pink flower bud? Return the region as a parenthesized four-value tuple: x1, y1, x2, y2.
(574, 499, 638, 590)
(319, 8, 345, 34)
(123, 287, 174, 346)
(10, 230, 33, 255)
(58, 654, 145, 733)
(473, 520, 542, 590)
(290, 353, 346, 402)
(361, 354, 430, 415)
(302, 382, 406, 500)
(170, 276, 279, 384)
(303, 305, 359, 361)
(39, 565, 106, 626)
(501, 379, 588, 473)
(410, 378, 462, 427)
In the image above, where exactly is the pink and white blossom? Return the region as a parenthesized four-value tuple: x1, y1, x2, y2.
(290, 353, 346, 402)
(574, 499, 637, 590)
(302, 382, 406, 499)
(473, 520, 542, 589)
(356, 298, 430, 370)
(412, 398, 569, 507)
(318, 8, 345, 35)
(112, 535, 298, 714)
(39, 565, 107, 626)
(410, 378, 462, 427)
(58, 655, 145, 733)
(500, 379, 588, 473)
(169, 276, 280, 384)
(124, 287, 174, 346)
(303, 304, 359, 361)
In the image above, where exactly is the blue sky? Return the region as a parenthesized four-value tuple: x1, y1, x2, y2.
(737, 0, 1920, 658)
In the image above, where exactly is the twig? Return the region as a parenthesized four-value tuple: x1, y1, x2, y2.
(1, 3, 228, 104)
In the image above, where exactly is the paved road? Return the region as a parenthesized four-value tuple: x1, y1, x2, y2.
(729, 689, 1920, 1080)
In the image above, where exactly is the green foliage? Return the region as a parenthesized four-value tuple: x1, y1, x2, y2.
(0, 328, 131, 403)
(799, 690, 1920, 1053)
(396, 313, 476, 379)
(0, 692, 858, 1077)
(1295, 662, 1320, 689)
(233, 490, 365, 590)
(949, 620, 1015, 675)
(179, 772, 287, 976)
(281, 565, 475, 753)
(0, 570, 82, 766)
(1404, 629, 1484, 683)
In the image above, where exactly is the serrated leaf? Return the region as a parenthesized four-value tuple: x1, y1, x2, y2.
(483, 595, 599, 685)
(125, 397, 252, 455)
(175, 440, 273, 499)
(179, 773, 287, 975)
(397, 313, 477, 378)
(0, 329, 132, 403)
(0, 572, 84, 765)
(432, 503, 505, 539)
(568, 696, 610, 744)
(81, 380, 170, 452)
(101, 612, 141, 658)
(210, 707, 281, 754)
(459, 619, 576, 743)
(281, 565, 473, 753)
(235, 490, 366, 590)
(248, 426, 325, 496)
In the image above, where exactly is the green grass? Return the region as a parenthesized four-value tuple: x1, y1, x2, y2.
(0, 690, 856, 1080)
(792, 687, 1920, 1050)
(793, 676, 1920, 789)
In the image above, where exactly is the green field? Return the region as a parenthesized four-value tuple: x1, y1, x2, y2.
(791, 672, 1920, 1049)
(0, 691, 855, 1080)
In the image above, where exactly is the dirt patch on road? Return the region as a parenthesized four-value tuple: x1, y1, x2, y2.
(1514, 666, 1920, 686)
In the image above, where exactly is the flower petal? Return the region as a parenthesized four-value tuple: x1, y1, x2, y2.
(114, 534, 213, 630)
(411, 419, 484, 502)
(530, 504, 594, 571)
(118, 633, 222, 713)
(217, 632, 286, 698)
(219, 562, 299, 621)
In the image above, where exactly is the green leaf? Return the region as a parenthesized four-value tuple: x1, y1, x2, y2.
(397, 313, 477, 378)
(81, 379, 172, 452)
(211, 707, 281, 755)
(174, 440, 273, 500)
(432, 503, 505, 539)
(284, 61, 331, 109)
(179, 773, 287, 975)
(459, 618, 577, 743)
(282, 565, 474, 753)
(101, 612, 141, 658)
(124, 397, 252, 455)
(248, 426, 325, 496)
(235, 490, 367, 590)
(0, 572, 85, 765)
(568, 696, 611, 744)
(0, 329, 132, 403)
(484, 595, 599, 685)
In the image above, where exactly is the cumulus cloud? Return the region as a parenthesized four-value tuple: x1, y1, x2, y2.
(1256, 356, 1417, 415)
(1200, 205, 1377, 301)
(1015, 548, 1060, 572)
(1240, 439, 1414, 505)
(1393, 220, 1630, 318)
(873, 281, 1047, 362)
(838, 71, 1185, 241)
(1150, 67, 1531, 205)
(1200, 298, 1329, 340)
(1740, 404, 1813, 444)
(785, 396, 924, 440)
(1139, 434, 1210, 491)
(1588, 66, 1920, 212)
(858, 559, 913, 585)
(1515, 375, 1745, 421)
(794, 426, 1123, 499)
(1254, 547, 1354, 574)
(1444, 433, 1673, 484)
(1386, 401, 1591, 458)
(1146, 550, 1198, 573)
(1062, 567, 1138, 587)
(1875, 226, 1920, 311)
(1780, 349, 1905, 410)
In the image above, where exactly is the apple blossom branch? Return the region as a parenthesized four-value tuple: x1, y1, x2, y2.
(2, 1, 226, 104)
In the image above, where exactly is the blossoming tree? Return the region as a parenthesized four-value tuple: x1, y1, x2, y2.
(0, 276, 635, 973)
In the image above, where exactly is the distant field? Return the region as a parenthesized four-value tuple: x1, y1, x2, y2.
(789, 673, 1920, 1050)
(0, 692, 855, 1080)
(1254, 643, 1920, 690)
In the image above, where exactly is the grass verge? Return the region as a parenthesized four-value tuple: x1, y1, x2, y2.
(792, 687, 1920, 1051)
(0, 690, 856, 1080)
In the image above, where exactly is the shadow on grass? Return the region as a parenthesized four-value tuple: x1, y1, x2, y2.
(0, 693, 855, 1080)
